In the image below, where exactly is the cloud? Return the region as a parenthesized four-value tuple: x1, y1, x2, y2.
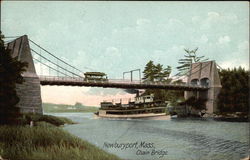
(72, 50, 91, 71)
(200, 35, 209, 43)
(105, 47, 120, 57)
(171, 45, 186, 52)
(217, 35, 231, 45)
(200, 12, 220, 30)
(233, 40, 249, 61)
(136, 18, 151, 25)
(152, 44, 186, 74)
(220, 60, 248, 70)
(200, 12, 239, 30)
(225, 14, 239, 24)
(219, 40, 249, 69)
(207, 12, 220, 20)
(167, 18, 185, 30)
(192, 35, 209, 44)
(192, 16, 200, 23)
(112, 18, 152, 36)
(238, 40, 249, 52)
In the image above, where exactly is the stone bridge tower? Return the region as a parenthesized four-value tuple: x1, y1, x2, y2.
(185, 61, 222, 113)
(7, 35, 43, 114)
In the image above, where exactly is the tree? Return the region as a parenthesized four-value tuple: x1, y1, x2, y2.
(179, 96, 207, 111)
(166, 80, 185, 105)
(0, 32, 28, 125)
(154, 64, 163, 81)
(141, 60, 184, 102)
(142, 60, 156, 82)
(142, 60, 171, 82)
(176, 48, 208, 76)
(217, 67, 249, 114)
(156, 65, 172, 82)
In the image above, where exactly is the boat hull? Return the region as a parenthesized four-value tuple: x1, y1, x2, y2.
(95, 112, 169, 120)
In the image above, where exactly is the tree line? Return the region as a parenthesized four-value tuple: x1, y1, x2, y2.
(217, 67, 249, 114)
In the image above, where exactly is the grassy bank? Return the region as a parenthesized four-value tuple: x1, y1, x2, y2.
(43, 103, 99, 113)
(0, 115, 121, 160)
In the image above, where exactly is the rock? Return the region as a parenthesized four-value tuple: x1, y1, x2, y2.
(203, 113, 214, 118)
(0, 155, 9, 160)
(241, 156, 249, 160)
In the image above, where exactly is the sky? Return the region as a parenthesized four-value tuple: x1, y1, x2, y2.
(1, 1, 249, 106)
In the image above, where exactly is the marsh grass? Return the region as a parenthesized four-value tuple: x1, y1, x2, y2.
(0, 124, 121, 160)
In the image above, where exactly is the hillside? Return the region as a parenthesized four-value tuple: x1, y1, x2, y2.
(42, 102, 99, 113)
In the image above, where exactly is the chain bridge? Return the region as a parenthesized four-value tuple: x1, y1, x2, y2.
(4, 35, 221, 114)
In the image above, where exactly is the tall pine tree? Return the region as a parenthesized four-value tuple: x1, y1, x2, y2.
(176, 48, 208, 76)
(142, 60, 156, 82)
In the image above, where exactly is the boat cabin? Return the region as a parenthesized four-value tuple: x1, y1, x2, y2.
(135, 94, 154, 104)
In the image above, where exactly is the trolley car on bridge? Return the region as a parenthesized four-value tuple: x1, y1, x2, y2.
(84, 72, 108, 82)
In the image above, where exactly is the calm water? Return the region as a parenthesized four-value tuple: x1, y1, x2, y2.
(48, 112, 249, 160)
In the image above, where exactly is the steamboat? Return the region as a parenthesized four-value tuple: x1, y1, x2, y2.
(96, 94, 168, 119)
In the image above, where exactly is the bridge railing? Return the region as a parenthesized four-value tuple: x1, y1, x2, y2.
(108, 79, 141, 84)
(39, 76, 84, 82)
(39, 76, 209, 88)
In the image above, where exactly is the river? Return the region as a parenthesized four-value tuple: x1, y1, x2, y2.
(48, 112, 249, 160)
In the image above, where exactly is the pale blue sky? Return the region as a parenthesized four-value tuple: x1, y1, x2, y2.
(1, 1, 249, 105)
(2, 1, 249, 76)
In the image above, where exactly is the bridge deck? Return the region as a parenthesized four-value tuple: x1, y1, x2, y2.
(39, 76, 209, 91)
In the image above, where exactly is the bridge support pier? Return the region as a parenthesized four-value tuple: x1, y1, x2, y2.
(15, 76, 43, 114)
(185, 61, 221, 114)
(7, 35, 43, 114)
